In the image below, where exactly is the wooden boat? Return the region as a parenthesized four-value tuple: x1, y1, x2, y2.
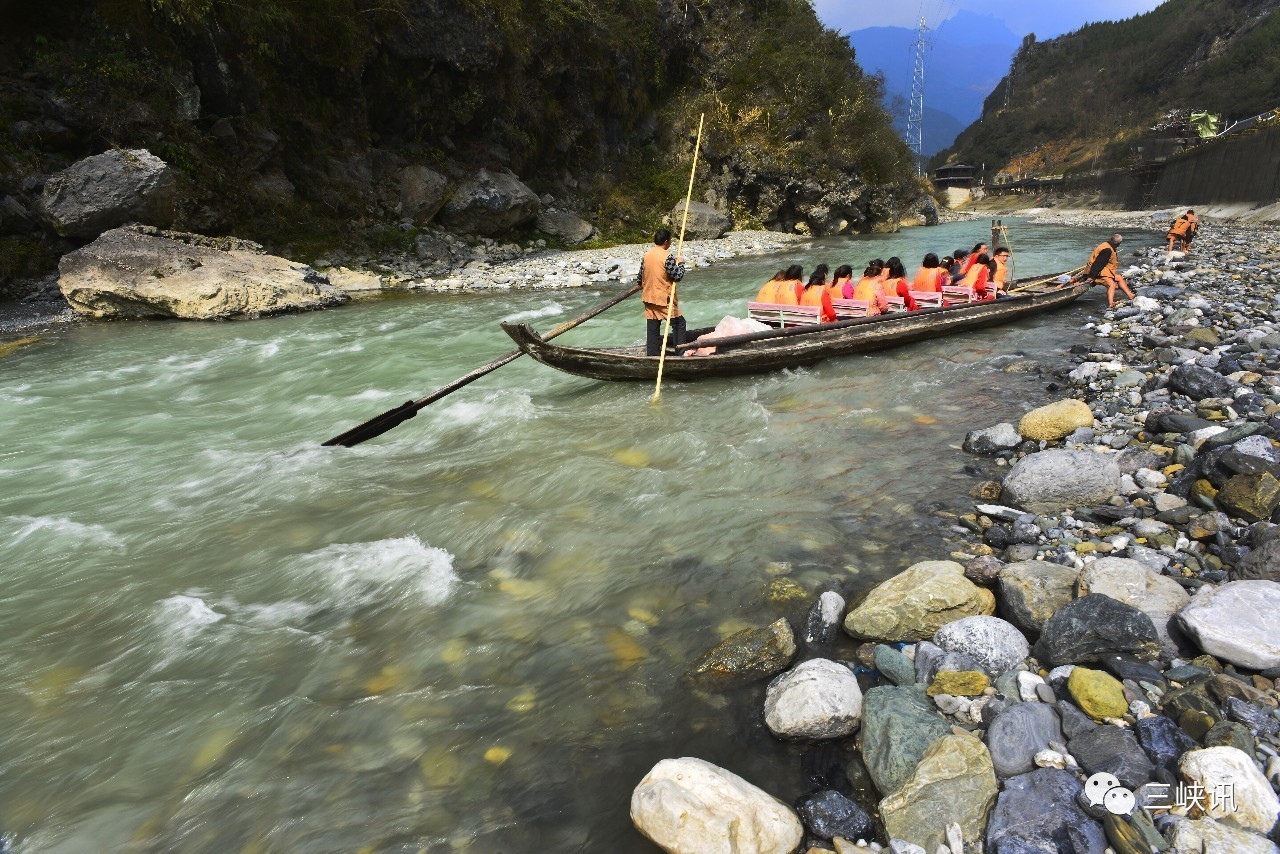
(501, 273, 1090, 381)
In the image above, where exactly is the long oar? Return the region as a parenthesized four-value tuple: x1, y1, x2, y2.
(322, 282, 641, 446)
(650, 113, 705, 404)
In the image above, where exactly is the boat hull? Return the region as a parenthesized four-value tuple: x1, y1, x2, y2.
(502, 279, 1091, 381)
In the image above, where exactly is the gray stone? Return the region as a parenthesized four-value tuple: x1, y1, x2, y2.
(535, 208, 595, 245)
(1135, 713, 1198, 775)
(932, 616, 1030, 676)
(1076, 557, 1191, 657)
(1002, 451, 1122, 515)
(964, 422, 1021, 455)
(39, 148, 176, 239)
(987, 702, 1065, 778)
(398, 164, 448, 224)
(874, 644, 916, 687)
(985, 768, 1107, 854)
(1177, 581, 1280, 669)
(795, 789, 874, 842)
(804, 591, 847, 653)
(1069, 726, 1155, 790)
(1057, 700, 1100, 740)
(998, 560, 1079, 633)
(764, 658, 864, 740)
(1232, 539, 1280, 583)
(688, 618, 796, 689)
(1034, 594, 1162, 665)
(1169, 364, 1236, 400)
(439, 168, 540, 236)
(670, 199, 730, 240)
(859, 686, 951, 796)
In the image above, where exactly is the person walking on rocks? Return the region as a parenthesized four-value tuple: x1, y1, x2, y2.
(639, 228, 688, 356)
(1085, 233, 1135, 309)
(1166, 210, 1198, 252)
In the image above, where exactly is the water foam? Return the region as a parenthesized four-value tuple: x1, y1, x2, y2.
(294, 535, 458, 606)
(502, 301, 565, 323)
(156, 594, 226, 638)
(10, 515, 123, 548)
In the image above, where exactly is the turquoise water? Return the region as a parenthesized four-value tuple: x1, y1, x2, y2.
(0, 221, 1154, 851)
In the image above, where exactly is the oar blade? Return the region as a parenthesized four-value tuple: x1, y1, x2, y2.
(322, 401, 418, 447)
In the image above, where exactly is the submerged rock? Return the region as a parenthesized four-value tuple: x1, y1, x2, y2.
(803, 591, 846, 653)
(58, 226, 349, 320)
(879, 734, 998, 853)
(843, 560, 994, 642)
(688, 618, 796, 690)
(630, 757, 804, 854)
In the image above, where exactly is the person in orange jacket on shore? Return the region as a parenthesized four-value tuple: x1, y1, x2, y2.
(755, 265, 804, 304)
(912, 253, 948, 293)
(799, 264, 836, 322)
(1166, 210, 1198, 252)
(1086, 233, 1136, 308)
(883, 257, 919, 310)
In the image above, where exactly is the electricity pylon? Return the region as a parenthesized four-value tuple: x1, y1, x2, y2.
(907, 16, 929, 174)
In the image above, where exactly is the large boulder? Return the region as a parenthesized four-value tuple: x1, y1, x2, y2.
(843, 560, 994, 642)
(1033, 594, 1161, 665)
(763, 659, 863, 740)
(40, 148, 176, 239)
(670, 200, 730, 239)
(398, 164, 448, 224)
(1177, 581, 1280, 669)
(879, 734, 998, 853)
(630, 757, 804, 854)
(1002, 450, 1121, 514)
(998, 560, 1079, 633)
(535, 208, 595, 245)
(859, 685, 952, 796)
(1018, 399, 1095, 442)
(57, 226, 348, 320)
(985, 769, 1107, 854)
(439, 168, 540, 236)
(1179, 747, 1280, 835)
(1077, 557, 1190, 657)
(687, 618, 796, 690)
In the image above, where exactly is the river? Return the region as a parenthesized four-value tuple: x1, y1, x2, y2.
(0, 221, 1156, 851)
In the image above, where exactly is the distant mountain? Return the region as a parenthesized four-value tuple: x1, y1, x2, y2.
(935, 0, 1280, 176)
(848, 11, 1021, 154)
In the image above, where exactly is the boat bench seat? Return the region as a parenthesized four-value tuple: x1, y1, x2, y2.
(942, 285, 974, 304)
(884, 296, 906, 312)
(830, 299, 872, 319)
(747, 302, 821, 327)
(911, 290, 943, 308)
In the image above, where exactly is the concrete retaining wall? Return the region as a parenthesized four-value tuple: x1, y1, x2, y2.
(1152, 126, 1280, 205)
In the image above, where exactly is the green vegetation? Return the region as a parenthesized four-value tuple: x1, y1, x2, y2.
(935, 0, 1280, 176)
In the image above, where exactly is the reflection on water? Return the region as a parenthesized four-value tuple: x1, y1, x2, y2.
(0, 222, 1154, 851)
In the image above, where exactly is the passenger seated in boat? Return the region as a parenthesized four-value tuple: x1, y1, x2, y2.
(755, 265, 804, 305)
(959, 242, 988, 277)
(828, 264, 854, 300)
(883, 257, 919, 310)
(799, 264, 836, 322)
(912, 253, 947, 293)
(847, 260, 889, 314)
(991, 247, 1011, 292)
(956, 253, 993, 300)
(949, 249, 968, 283)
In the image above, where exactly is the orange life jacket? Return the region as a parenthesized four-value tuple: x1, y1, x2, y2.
(960, 264, 988, 290)
(756, 280, 801, 305)
(849, 277, 883, 303)
(1088, 241, 1119, 280)
(641, 245, 678, 319)
(993, 259, 1009, 285)
(799, 285, 826, 307)
(1168, 216, 1192, 238)
(827, 278, 850, 299)
(912, 268, 945, 292)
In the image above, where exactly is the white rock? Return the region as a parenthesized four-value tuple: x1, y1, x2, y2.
(933, 616, 1030, 676)
(630, 757, 804, 854)
(1177, 581, 1280, 669)
(1033, 749, 1066, 769)
(764, 659, 863, 739)
(1179, 747, 1280, 835)
(1070, 362, 1102, 383)
(1134, 468, 1167, 489)
(1168, 819, 1279, 854)
(1133, 296, 1161, 311)
(1017, 671, 1046, 702)
(1133, 519, 1169, 538)
(1189, 425, 1228, 447)
(1153, 493, 1189, 513)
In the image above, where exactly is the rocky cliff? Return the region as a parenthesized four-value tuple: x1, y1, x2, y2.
(0, 0, 917, 295)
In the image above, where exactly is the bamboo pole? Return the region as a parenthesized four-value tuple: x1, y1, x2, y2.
(650, 113, 705, 404)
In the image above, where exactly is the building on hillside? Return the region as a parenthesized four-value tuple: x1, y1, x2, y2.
(932, 164, 976, 189)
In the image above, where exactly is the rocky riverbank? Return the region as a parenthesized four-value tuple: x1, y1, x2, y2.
(632, 222, 1280, 853)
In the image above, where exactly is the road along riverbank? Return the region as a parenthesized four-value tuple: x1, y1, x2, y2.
(632, 222, 1280, 853)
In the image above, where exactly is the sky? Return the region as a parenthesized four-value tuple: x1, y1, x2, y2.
(812, 0, 1169, 39)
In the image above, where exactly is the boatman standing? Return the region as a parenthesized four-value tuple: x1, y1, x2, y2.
(639, 228, 687, 356)
(1085, 233, 1136, 309)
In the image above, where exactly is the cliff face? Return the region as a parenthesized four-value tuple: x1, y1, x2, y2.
(934, 0, 1280, 179)
(0, 0, 915, 290)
